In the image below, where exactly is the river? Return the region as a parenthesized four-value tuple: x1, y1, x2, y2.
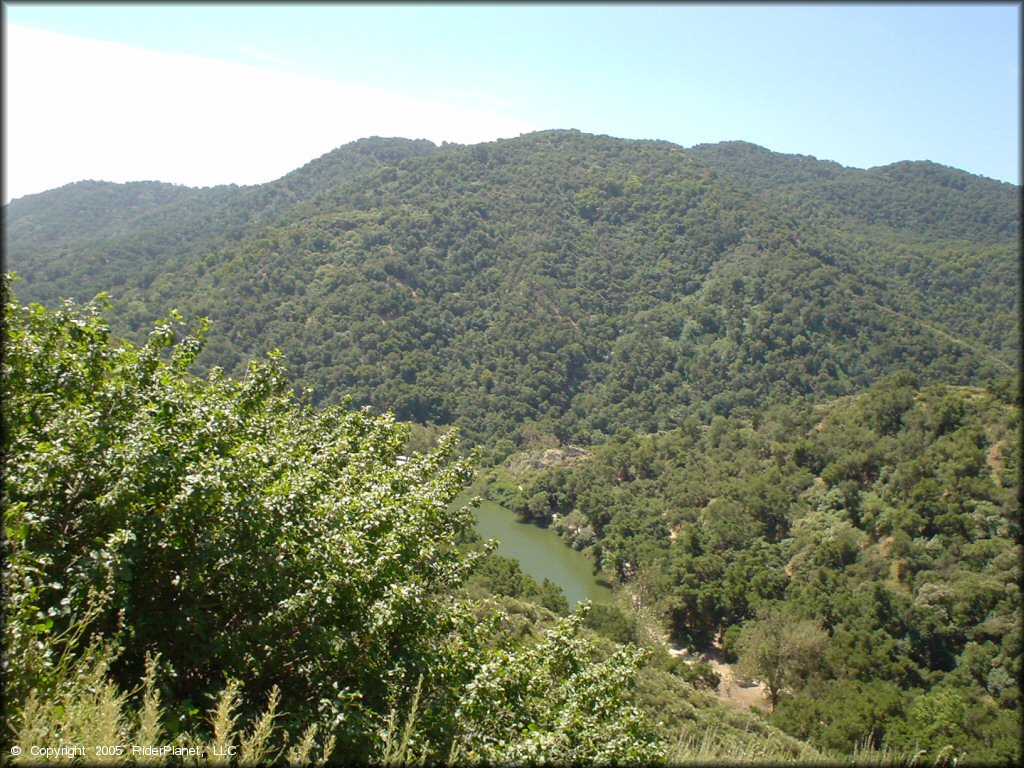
(453, 493, 612, 607)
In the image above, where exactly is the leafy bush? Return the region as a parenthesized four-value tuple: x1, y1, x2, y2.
(1, 279, 662, 763)
(1, 279, 483, 757)
(450, 611, 662, 764)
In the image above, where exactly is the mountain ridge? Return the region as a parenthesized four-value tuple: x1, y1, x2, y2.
(4, 130, 1018, 450)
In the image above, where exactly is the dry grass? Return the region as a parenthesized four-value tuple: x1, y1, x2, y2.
(666, 721, 922, 766)
(9, 636, 923, 767)
(9, 647, 334, 766)
(380, 675, 425, 766)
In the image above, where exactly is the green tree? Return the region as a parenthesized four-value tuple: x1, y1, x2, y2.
(2, 280, 663, 763)
(1, 283, 480, 757)
(735, 605, 828, 711)
(772, 679, 907, 754)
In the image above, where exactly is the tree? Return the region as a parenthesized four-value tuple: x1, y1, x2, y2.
(1, 283, 479, 758)
(771, 679, 907, 754)
(735, 605, 827, 711)
(450, 611, 662, 764)
(2, 280, 664, 763)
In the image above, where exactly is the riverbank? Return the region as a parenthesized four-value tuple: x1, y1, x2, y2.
(458, 492, 612, 607)
(464, 493, 769, 711)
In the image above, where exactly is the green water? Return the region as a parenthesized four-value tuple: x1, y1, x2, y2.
(454, 493, 612, 607)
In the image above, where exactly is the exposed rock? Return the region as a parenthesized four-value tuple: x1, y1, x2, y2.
(508, 445, 590, 475)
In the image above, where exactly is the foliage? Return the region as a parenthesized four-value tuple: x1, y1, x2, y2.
(772, 679, 907, 756)
(464, 552, 570, 615)
(449, 610, 664, 764)
(6, 131, 1017, 451)
(734, 605, 827, 711)
(506, 373, 1021, 761)
(1, 282, 660, 763)
(582, 601, 640, 645)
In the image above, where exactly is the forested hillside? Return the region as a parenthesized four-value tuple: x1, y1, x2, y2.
(4, 130, 1020, 764)
(486, 373, 1020, 761)
(2, 284, 841, 764)
(6, 130, 1018, 451)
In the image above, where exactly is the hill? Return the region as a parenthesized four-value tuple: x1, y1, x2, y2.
(4, 130, 1019, 763)
(485, 373, 1021, 763)
(4, 130, 1019, 453)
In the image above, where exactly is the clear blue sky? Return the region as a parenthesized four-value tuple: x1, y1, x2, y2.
(3, 2, 1019, 201)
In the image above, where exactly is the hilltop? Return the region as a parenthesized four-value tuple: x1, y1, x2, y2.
(5, 130, 1018, 451)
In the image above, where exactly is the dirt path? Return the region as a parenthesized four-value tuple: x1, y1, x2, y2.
(668, 644, 771, 712)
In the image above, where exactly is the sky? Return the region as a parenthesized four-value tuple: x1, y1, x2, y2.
(2, 2, 1020, 203)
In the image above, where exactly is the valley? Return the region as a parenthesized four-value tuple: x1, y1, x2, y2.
(3, 129, 1019, 765)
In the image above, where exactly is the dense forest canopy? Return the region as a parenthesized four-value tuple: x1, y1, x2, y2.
(6, 131, 1018, 452)
(485, 372, 1020, 760)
